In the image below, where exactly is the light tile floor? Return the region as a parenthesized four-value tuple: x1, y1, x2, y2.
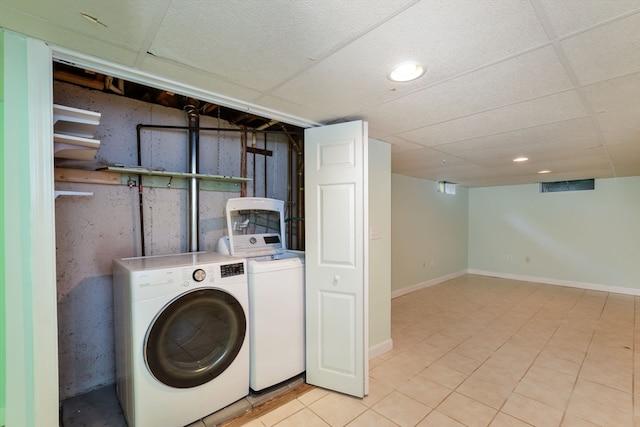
(239, 274, 639, 427)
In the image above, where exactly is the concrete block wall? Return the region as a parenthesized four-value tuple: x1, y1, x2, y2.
(53, 81, 290, 399)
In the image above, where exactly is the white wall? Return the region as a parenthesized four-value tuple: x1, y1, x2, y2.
(368, 139, 391, 356)
(391, 174, 468, 296)
(468, 177, 640, 293)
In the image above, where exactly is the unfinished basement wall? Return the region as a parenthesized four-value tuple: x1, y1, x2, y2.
(53, 81, 291, 399)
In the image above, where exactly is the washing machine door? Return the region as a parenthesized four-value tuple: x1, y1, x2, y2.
(144, 288, 247, 388)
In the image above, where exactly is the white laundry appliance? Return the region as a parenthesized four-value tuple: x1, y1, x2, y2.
(217, 197, 305, 392)
(112, 252, 249, 427)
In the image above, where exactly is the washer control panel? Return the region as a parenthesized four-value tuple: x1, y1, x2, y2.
(220, 262, 245, 278)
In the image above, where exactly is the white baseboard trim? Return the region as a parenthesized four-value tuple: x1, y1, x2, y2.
(369, 339, 393, 360)
(391, 270, 467, 299)
(467, 269, 640, 296)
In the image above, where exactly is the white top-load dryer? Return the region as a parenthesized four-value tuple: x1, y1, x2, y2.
(217, 197, 305, 392)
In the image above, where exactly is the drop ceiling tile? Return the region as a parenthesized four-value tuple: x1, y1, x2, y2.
(608, 141, 640, 175)
(561, 13, 640, 85)
(596, 106, 640, 132)
(602, 128, 640, 146)
(435, 117, 600, 159)
(391, 148, 470, 177)
(399, 91, 588, 147)
(538, 0, 640, 37)
(272, 0, 549, 117)
(139, 54, 262, 101)
(149, 0, 412, 92)
(582, 73, 640, 113)
(374, 135, 424, 154)
(0, 4, 142, 66)
(361, 45, 574, 135)
(0, 0, 156, 53)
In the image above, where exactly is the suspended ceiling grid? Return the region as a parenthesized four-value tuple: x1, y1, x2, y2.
(1, 0, 638, 187)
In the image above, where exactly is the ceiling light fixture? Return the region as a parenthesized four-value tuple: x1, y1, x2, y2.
(538, 170, 551, 174)
(513, 157, 529, 162)
(388, 61, 425, 82)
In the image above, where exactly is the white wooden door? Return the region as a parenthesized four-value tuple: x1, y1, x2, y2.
(304, 120, 369, 397)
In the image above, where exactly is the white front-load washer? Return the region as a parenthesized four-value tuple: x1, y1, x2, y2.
(217, 197, 305, 392)
(112, 252, 249, 427)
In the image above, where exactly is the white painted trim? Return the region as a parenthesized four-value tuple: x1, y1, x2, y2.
(27, 37, 60, 427)
(391, 271, 467, 299)
(51, 46, 320, 130)
(467, 269, 640, 296)
(369, 339, 393, 360)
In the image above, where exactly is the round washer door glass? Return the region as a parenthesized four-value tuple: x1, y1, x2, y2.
(145, 288, 247, 388)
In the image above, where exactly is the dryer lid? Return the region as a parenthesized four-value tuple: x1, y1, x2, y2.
(225, 197, 287, 257)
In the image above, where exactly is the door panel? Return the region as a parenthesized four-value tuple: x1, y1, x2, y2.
(304, 121, 368, 398)
(319, 184, 355, 266)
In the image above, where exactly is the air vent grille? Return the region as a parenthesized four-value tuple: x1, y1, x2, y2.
(540, 179, 595, 193)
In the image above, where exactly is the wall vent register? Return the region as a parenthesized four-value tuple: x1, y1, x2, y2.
(540, 179, 595, 193)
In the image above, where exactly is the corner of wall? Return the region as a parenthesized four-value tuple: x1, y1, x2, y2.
(0, 27, 7, 427)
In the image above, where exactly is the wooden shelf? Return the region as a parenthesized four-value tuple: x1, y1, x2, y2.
(104, 166, 251, 183)
(54, 167, 249, 193)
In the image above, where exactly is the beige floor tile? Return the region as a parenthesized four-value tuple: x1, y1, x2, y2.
(258, 400, 305, 427)
(422, 333, 461, 351)
(436, 350, 485, 374)
(361, 377, 395, 407)
(523, 364, 576, 392)
(410, 340, 449, 362)
(565, 393, 634, 427)
(436, 392, 497, 427)
(369, 360, 415, 389)
(396, 375, 452, 408)
(456, 375, 514, 409)
(241, 419, 267, 427)
(297, 387, 331, 406)
(464, 329, 510, 352)
(418, 363, 467, 389)
(232, 276, 640, 427)
(308, 392, 367, 427)
(501, 393, 563, 427)
(513, 376, 571, 410)
(489, 412, 532, 427)
(560, 413, 601, 427)
(579, 359, 632, 393)
(372, 391, 431, 427)
(534, 350, 582, 377)
(273, 408, 329, 427)
(387, 350, 433, 375)
(345, 409, 398, 427)
(416, 410, 465, 427)
(453, 341, 494, 362)
(470, 364, 521, 390)
(572, 377, 633, 412)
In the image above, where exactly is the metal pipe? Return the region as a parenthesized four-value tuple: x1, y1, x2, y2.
(136, 124, 146, 256)
(240, 129, 247, 197)
(184, 105, 200, 252)
(136, 123, 298, 135)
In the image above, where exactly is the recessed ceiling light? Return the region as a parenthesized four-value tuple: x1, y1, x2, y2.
(538, 170, 551, 174)
(388, 61, 425, 82)
(513, 157, 529, 162)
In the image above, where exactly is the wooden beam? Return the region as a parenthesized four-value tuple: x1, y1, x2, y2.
(54, 167, 120, 185)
